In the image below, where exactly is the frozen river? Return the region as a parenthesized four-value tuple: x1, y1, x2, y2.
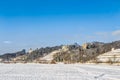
(0, 63, 120, 80)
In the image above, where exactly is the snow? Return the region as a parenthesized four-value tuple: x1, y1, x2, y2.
(0, 63, 120, 80)
(40, 50, 60, 61)
(97, 49, 120, 62)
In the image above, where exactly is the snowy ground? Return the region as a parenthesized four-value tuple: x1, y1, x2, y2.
(0, 63, 120, 80)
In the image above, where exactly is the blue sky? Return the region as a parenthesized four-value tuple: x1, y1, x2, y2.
(0, 0, 120, 54)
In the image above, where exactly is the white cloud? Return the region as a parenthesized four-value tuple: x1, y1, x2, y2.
(95, 32, 109, 36)
(95, 30, 120, 37)
(94, 30, 120, 42)
(112, 30, 120, 36)
(3, 41, 12, 44)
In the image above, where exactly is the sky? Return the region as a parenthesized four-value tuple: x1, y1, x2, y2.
(0, 0, 120, 54)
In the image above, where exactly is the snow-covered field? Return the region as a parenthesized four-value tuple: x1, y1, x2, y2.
(0, 63, 120, 80)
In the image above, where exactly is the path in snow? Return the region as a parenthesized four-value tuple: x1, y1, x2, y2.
(0, 64, 120, 80)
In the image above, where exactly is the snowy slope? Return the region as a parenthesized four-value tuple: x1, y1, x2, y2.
(97, 49, 120, 62)
(40, 50, 60, 61)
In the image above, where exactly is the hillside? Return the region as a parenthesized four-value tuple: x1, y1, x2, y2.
(0, 40, 120, 64)
(96, 49, 120, 63)
(0, 49, 26, 62)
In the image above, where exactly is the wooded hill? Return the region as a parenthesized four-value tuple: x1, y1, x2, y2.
(0, 40, 120, 63)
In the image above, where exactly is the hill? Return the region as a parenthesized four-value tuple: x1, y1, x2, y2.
(0, 40, 120, 64)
